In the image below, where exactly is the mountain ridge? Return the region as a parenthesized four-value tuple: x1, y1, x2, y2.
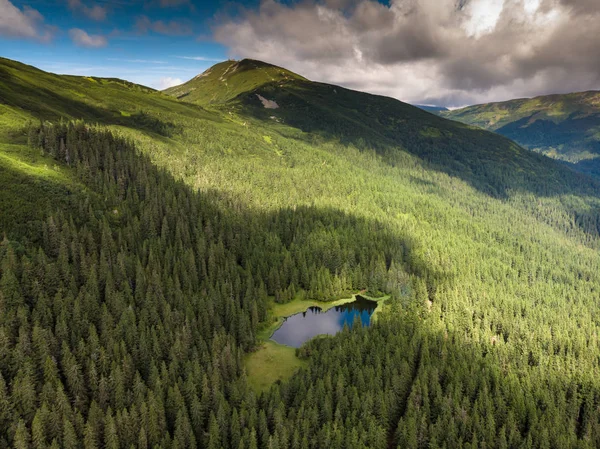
(165, 58, 600, 199)
(442, 90, 600, 176)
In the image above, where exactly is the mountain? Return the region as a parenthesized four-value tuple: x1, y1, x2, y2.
(414, 104, 449, 113)
(442, 91, 600, 176)
(3, 57, 600, 448)
(166, 59, 597, 199)
(164, 58, 306, 105)
(0, 56, 213, 129)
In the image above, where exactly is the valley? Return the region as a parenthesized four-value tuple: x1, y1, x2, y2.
(1, 56, 600, 448)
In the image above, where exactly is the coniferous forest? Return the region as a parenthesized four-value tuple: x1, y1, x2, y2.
(2, 57, 600, 449)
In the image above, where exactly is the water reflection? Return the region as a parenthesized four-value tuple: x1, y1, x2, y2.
(270, 295, 377, 347)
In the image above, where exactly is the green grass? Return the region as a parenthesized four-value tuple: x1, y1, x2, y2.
(247, 293, 389, 393)
(0, 142, 83, 236)
(245, 340, 307, 393)
(249, 296, 357, 394)
(0, 56, 217, 136)
(164, 59, 306, 106)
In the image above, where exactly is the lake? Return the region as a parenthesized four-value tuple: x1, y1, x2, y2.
(270, 295, 377, 347)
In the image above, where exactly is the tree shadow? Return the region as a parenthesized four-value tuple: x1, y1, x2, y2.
(270, 308, 600, 448)
(193, 188, 454, 302)
(4, 121, 599, 449)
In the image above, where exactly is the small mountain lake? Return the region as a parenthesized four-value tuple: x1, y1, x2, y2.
(270, 295, 378, 347)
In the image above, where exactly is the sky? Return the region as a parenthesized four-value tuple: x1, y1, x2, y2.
(1, 0, 599, 107)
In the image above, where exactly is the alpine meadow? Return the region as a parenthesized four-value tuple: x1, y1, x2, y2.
(2, 1, 600, 447)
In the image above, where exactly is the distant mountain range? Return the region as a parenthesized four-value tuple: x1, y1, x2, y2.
(414, 105, 449, 113)
(441, 91, 600, 177)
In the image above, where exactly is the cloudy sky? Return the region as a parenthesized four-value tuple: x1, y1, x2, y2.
(1, 0, 599, 107)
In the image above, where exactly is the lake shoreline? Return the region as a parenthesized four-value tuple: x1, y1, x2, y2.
(246, 293, 389, 392)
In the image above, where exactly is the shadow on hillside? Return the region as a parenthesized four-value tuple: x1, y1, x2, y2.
(6, 123, 600, 449)
(0, 65, 199, 138)
(234, 80, 600, 203)
(569, 158, 600, 179)
(496, 111, 600, 152)
(283, 306, 600, 448)
(196, 187, 454, 301)
(229, 81, 600, 242)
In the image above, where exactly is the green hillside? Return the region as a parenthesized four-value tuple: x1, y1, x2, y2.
(164, 58, 306, 105)
(2, 57, 600, 448)
(0, 56, 218, 138)
(442, 91, 600, 176)
(168, 60, 598, 199)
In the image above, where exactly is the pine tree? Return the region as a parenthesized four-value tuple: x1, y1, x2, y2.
(14, 419, 31, 449)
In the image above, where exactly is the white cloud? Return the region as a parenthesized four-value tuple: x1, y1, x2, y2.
(158, 77, 183, 89)
(69, 28, 108, 48)
(68, 0, 107, 21)
(463, 0, 505, 37)
(0, 0, 53, 41)
(176, 56, 223, 62)
(524, 0, 541, 15)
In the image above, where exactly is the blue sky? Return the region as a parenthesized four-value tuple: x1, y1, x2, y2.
(0, 0, 255, 89)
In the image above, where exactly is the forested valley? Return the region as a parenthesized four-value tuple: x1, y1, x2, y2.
(2, 57, 600, 448)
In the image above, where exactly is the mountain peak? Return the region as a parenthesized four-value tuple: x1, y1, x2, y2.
(165, 58, 305, 105)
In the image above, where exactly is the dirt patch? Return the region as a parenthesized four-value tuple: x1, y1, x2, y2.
(257, 94, 279, 109)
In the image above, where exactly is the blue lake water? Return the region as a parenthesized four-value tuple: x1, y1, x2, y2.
(270, 295, 377, 347)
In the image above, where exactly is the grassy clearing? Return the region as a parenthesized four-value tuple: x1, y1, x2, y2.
(245, 341, 307, 393)
(247, 293, 388, 393)
(0, 143, 84, 236)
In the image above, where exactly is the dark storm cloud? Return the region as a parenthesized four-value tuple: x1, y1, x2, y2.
(213, 0, 600, 107)
(557, 0, 600, 15)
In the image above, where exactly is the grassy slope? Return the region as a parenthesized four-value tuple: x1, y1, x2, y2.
(0, 142, 84, 239)
(164, 59, 306, 105)
(0, 56, 223, 241)
(442, 91, 600, 171)
(0, 56, 217, 129)
(169, 61, 598, 199)
(4, 57, 600, 393)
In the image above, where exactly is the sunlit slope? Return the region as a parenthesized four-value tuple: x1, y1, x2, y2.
(0, 56, 214, 132)
(172, 60, 598, 198)
(0, 141, 85, 239)
(164, 58, 306, 105)
(2, 56, 599, 220)
(443, 91, 600, 175)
